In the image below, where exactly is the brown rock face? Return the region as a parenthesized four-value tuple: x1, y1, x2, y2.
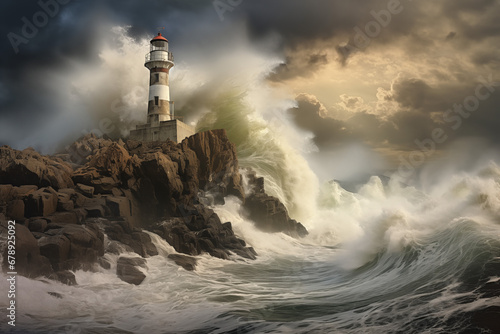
(1, 222, 52, 278)
(39, 222, 104, 271)
(243, 170, 308, 238)
(167, 254, 197, 271)
(0, 146, 73, 189)
(0, 129, 307, 281)
(182, 129, 245, 200)
(149, 204, 257, 260)
(116, 257, 147, 285)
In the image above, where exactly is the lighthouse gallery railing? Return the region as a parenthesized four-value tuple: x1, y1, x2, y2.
(145, 51, 174, 63)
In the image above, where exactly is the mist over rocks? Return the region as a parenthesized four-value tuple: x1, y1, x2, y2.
(0, 129, 307, 285)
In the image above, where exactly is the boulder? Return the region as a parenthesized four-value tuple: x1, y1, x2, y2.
(38, 234, 72, 271)
(27, 218, 48, 232)
(76, 183, 94, 198)
(65, 133, 114, 165)
(12, 185, 38, 198)
(0, 184, 13, 202)
(87, 142, 134, 181)
(90, 177, 119, 194)
(168, 254, 197, 271)
(49, 270, 77, 286)
(1, 222, 53, 278)
(39, 223, 104, 271)
(6, 199, 24, 220)
(116, 257, 147, 285)
(0, 146, 73, 189)
(243, 172, 308, 238)
(57, 193, 74, 211)
(46, 211, 80, 226)
(105, 196, 131, 219)
(24, 188, 58, 218)
(150, 204, 257, 260)
(103, 219, 158, 257)
(82, 197, 108, 218)
(182, 129, 245, 200)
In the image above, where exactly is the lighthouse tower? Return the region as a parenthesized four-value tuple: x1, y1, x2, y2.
(129, 32, 195, 143)
(145, 32, 174, 124)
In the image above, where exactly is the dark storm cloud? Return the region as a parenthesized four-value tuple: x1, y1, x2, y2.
(240, 0, 426, 72)
(267, 53, 328, 82)
(291, 74, 500, 152)
(290, 93, 434, 150)
(1, 0, 499, 153)
(0, 0, 213, 149)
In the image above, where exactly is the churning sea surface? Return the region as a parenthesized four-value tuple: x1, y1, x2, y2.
(1, 160, 500, 334)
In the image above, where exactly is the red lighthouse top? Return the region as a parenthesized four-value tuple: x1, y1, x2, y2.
(151, 32, 168, 43)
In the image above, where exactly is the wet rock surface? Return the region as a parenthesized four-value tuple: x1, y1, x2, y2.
(0, 130, 306, 283)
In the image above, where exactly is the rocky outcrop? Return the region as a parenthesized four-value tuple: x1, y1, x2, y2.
(0, 221, 52, 278)
(243, 170, 308, 238)
(0, 147, 73, 189)
(0, 130, 307, 285)
(167, 254, 197, 271)
(150, 204, 257, 260)
(116, 256, 147, 285)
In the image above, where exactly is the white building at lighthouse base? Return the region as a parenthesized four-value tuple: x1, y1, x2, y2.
(129, 119, 195, 143)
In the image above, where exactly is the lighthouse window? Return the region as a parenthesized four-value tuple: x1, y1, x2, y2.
(154, 96, 159, 106)
(154, 73, 159, 83)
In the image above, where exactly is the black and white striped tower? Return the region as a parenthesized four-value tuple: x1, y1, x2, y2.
(144, 32, 174, 124)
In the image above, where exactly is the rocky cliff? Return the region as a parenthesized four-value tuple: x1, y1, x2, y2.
(0, 130, 307, 285)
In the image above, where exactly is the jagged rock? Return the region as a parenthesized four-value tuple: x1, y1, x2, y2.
(13, 185, 38, 198)
(244, 173, 308, 238)
(87, 143, 134, 181)
(82, 197, 108, 217)
(1, 130, 269, 279)
(0, 184, 13, 202)
(150, 204, 257, 260)
(0, 146, 73, 189)
(7, 199, 24, 220)
(49, 270, 77, 286)
(105, 196, 131, 219)
(65, 133, 114, 165)
(116, 257, 147, 285)
(38, 234, 71, 270)
(24, 188, 58, 218)
(39, 223, 104, 271)
(57, 193, 74, 211)
(47, 292, 63, 299)
(1, 222, 53, 278)
(103, 219, 158, 257)
(182, 129, 245, 200)
(98, 257, 111, 270)
(27, 218, 48, 232)
(90, 177, 119, 195)
(59, 188, 86, 208)
(168, 254, 197, 271)
(76, 183, 94, 198)
(46, 211, 80, 226)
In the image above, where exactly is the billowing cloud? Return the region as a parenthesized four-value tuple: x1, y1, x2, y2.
(0, 0, 499, 162)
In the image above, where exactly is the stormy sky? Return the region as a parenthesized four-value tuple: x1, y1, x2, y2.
(1, 0, 499, 168)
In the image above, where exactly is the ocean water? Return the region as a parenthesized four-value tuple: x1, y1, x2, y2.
(1, 162, 500, 333)
(2, 84, 500, 333)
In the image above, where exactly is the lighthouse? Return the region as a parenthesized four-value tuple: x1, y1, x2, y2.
(145, 32, 174, 123)
(129, 32, 195, 143)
